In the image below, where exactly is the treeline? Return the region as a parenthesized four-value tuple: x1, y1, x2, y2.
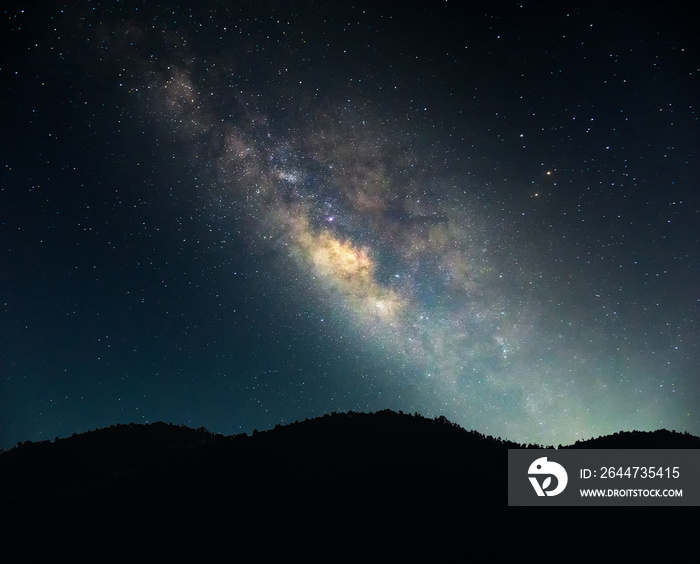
(562, 428, 700, 449)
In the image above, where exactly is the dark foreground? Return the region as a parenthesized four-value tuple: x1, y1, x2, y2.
(1, 411, 697, 559)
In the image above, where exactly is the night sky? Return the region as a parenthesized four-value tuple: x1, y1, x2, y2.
(1, 1, 698, 449)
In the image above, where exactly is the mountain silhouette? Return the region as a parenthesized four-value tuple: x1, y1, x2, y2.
(1, 411, 697, 559)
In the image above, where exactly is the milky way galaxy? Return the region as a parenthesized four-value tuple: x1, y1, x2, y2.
(130, 45, 686, 445)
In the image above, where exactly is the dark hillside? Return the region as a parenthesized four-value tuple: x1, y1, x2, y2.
(1, 411, 696, 559)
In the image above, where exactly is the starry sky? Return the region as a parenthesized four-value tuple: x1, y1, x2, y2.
(1, 1, 698, 449)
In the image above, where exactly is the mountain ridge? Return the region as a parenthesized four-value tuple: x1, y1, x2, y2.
(1, 410, 697, 558)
